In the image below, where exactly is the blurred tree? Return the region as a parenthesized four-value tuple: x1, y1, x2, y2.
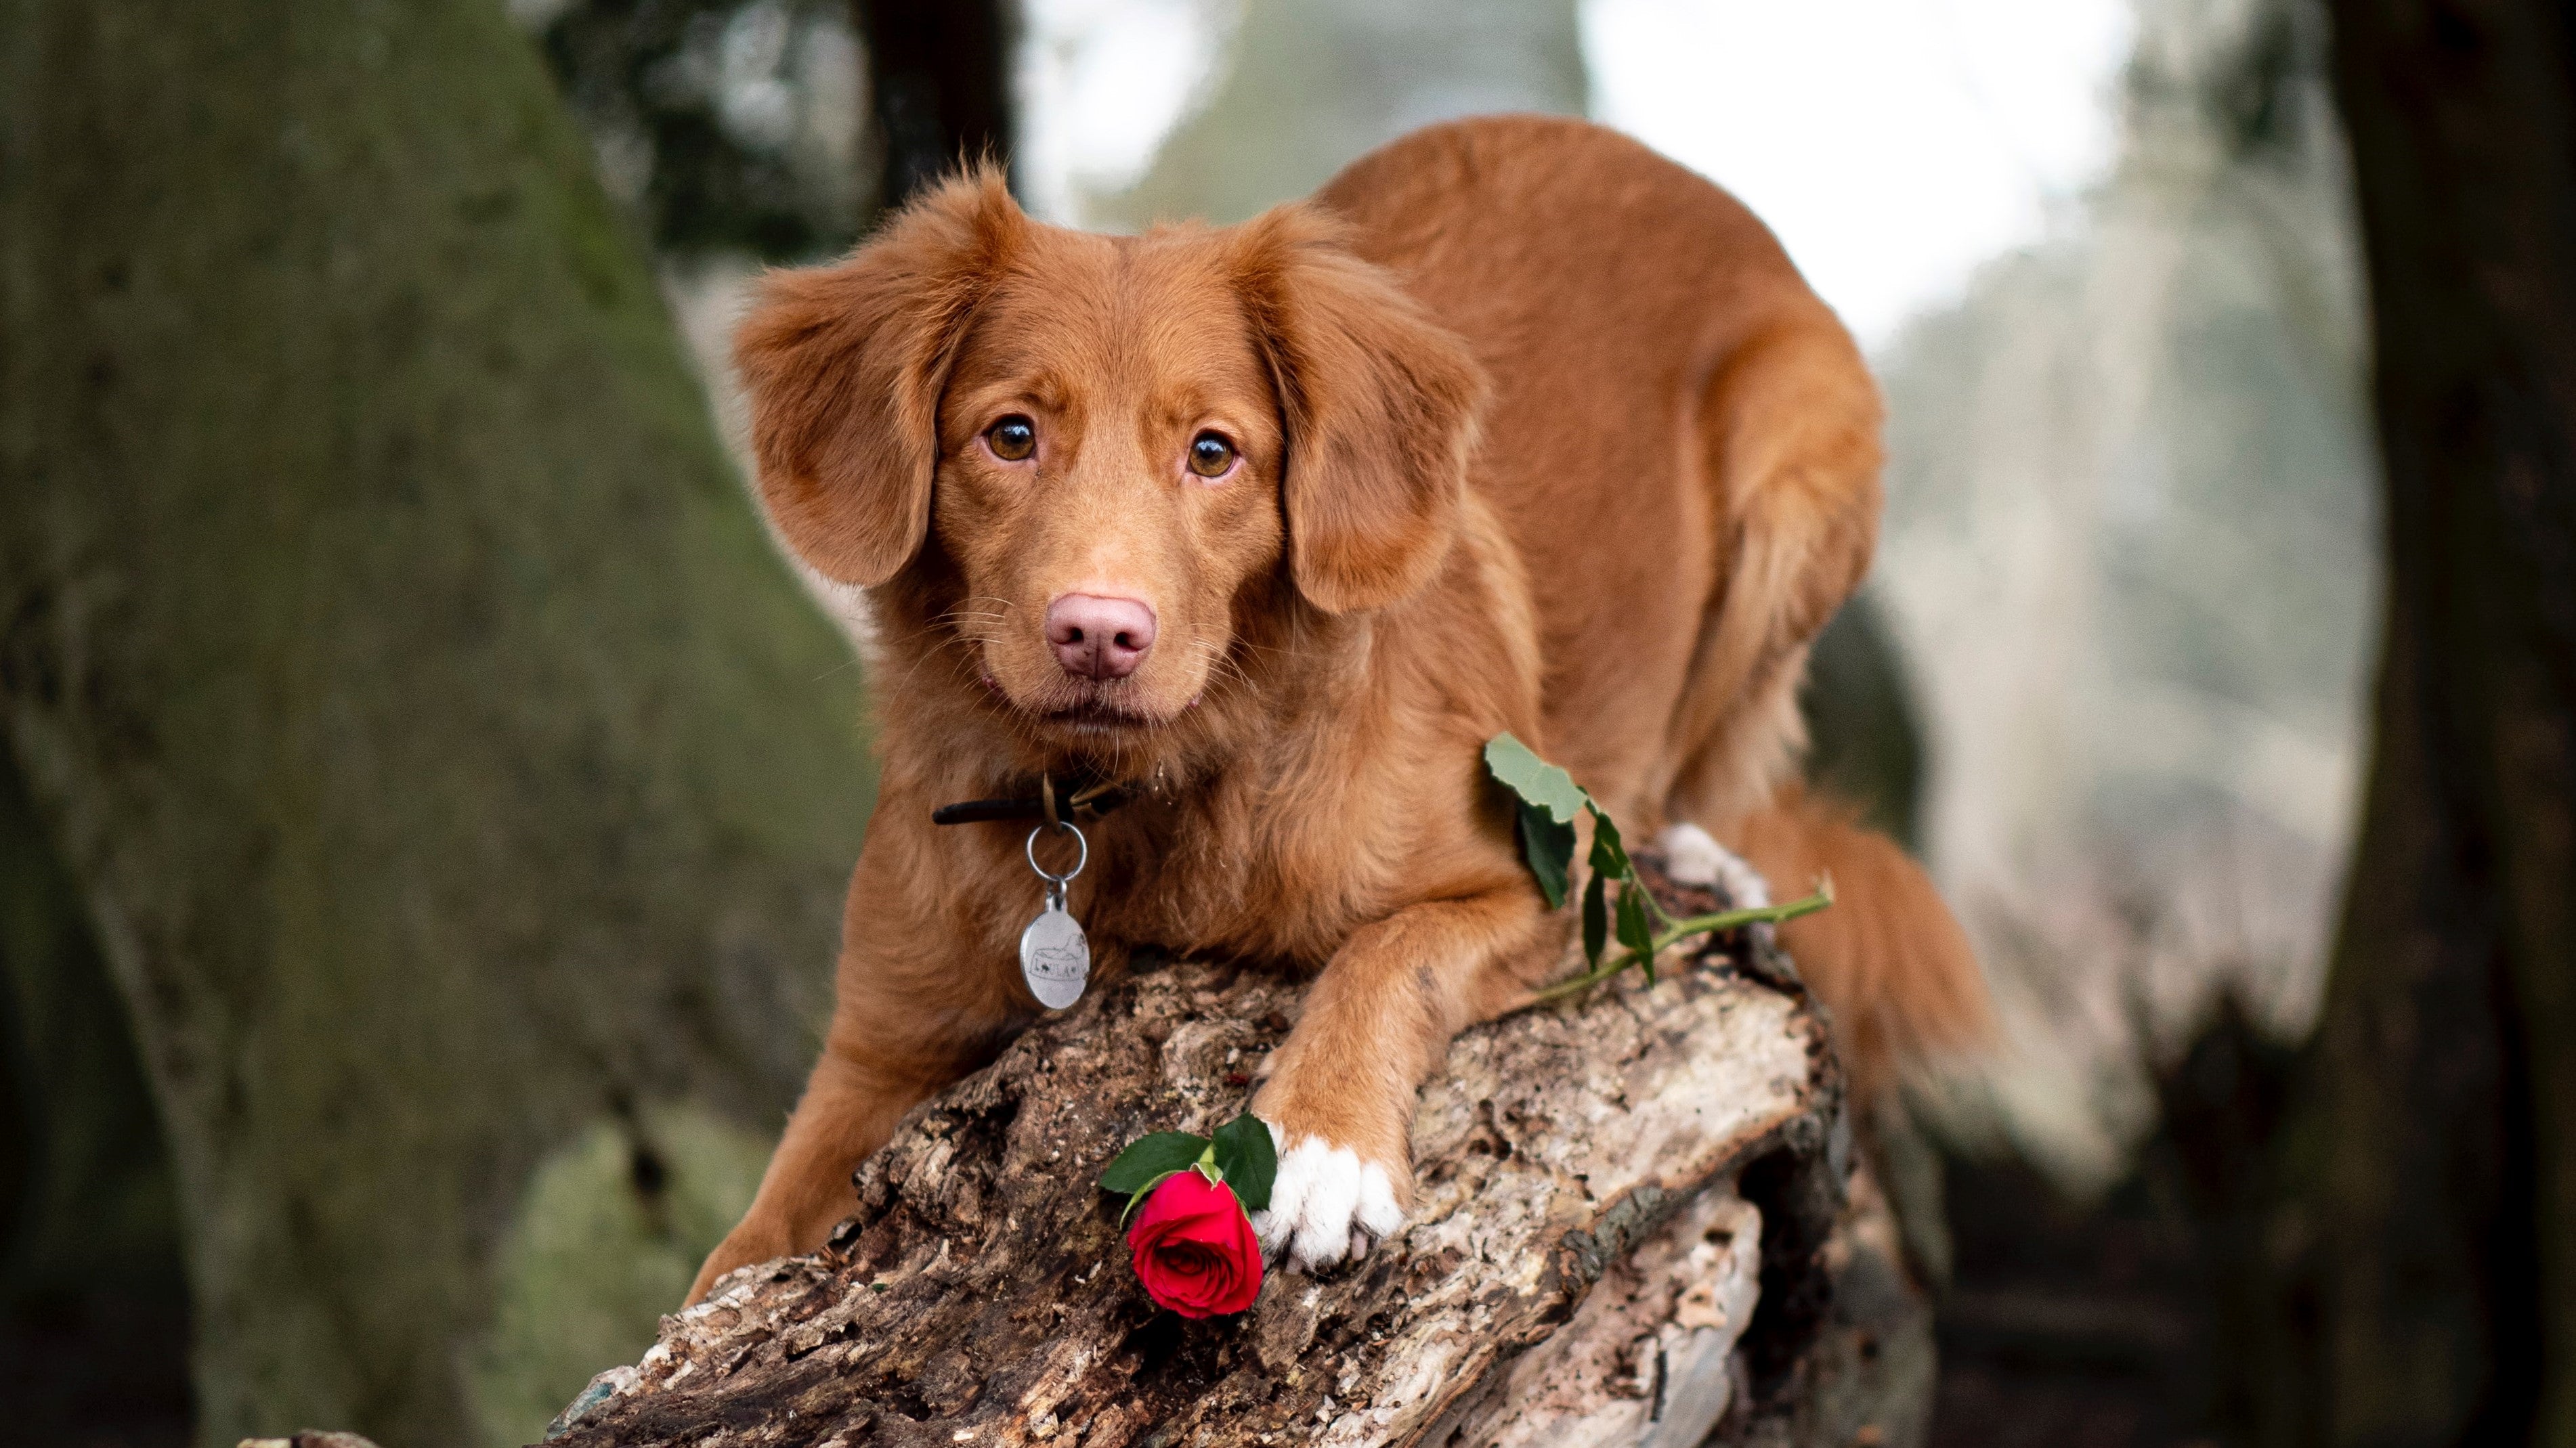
(853, 0, 1016, 212)
(2252, 0, 2576, 1443)
(534, 0, 874, 259)
(523, 0, 1014, 263)
(1874, 0, 2376, 1190)
(0, 3, 875, 1447)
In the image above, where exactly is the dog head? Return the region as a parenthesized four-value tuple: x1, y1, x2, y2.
(737, 169, 1484, 768)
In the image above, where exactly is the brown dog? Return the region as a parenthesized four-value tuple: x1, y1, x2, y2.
(689, 115, 1988, 1300)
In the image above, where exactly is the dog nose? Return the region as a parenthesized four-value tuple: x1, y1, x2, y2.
(1045, 594, 1157, 680)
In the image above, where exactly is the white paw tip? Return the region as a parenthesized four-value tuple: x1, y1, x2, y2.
(1250, 1129, 1407, 1269)
(1654, 822, 1771, 909)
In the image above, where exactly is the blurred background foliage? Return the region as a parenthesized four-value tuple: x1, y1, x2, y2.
(0, 0, 2413, 1445)
(1877, 0, 2372, 1185)
(523, 0, 874, 258)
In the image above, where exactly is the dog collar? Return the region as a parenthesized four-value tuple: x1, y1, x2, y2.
(932, 770, 1127, 1011)
(931, 769, 1134, 828)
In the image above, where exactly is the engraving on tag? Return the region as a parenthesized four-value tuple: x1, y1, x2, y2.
(1020, 902, 1090, 1010)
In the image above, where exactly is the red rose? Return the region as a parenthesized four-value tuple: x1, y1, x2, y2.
(1125, 1168, 1263, 1317)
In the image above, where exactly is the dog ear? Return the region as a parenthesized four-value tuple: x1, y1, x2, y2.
(734, 168, 1026, 586)
(1233, 205, 1488, 615)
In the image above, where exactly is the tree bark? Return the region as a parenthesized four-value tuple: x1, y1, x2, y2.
(546, 864, 1935, 1448)
(0, 2, 876, 1444)
(2265, 2, 2576, 1443)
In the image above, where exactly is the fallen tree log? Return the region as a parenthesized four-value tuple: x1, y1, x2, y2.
(542, 860, 1935, 1448)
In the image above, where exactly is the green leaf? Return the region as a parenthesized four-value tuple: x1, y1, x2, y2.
(1121, 1170, 1184, 1226)
(1518, 802, 1576, 910)
(1616, 885, 1656, 982)
(1210, 1113, 1277, 1211)
(1488, 734, 1607, 912)
(1587, 806, 1629, 879)
(1484, 734, 1588, 825)
(1100, 1131, 1211, 1195)
(1581, 870, 1609, 967)
(1614, 884, 1655, 953)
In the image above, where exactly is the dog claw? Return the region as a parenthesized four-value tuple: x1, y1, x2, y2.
(1251, 1125, 1405, 1269)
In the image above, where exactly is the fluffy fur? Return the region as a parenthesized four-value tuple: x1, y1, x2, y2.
(690, 116, 1990, 1300)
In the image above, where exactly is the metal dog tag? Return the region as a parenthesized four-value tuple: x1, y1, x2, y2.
(1020, 820, 1091, 1009)
(1020, 901, 1090, 1009)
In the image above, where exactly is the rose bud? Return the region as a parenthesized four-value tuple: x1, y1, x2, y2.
(1124, 1168, 1262, 1317)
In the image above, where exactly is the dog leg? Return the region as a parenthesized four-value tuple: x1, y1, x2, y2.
(689, 827, 1026, 1304)
(1251, 890, 1552, 1269)
(687, 1041, 939, 1302)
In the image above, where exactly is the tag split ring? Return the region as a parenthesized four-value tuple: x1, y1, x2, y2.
(1025, 819, 1087, 888)
(1019, 820, 1092, 1010)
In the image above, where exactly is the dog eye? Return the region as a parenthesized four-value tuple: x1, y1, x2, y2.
(986, 416, 1037, 462)
(1187, 431, 1237, 478)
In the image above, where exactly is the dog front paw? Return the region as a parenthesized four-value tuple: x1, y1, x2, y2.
(1251, 1124, 1405, 1269)
(687, 1217, 794, 1305)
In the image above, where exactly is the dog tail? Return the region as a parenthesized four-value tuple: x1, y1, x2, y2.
(1727, 787, 1992, 1098)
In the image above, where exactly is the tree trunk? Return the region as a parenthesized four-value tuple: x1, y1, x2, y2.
(855, 0, 1017, 214)
(2268, 2, 2576, 1443)
(546, 866, 1935, 1448)
(0, 3, 876, 1445)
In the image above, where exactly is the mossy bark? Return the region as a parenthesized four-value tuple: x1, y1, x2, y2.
(0, 2, 875, 1445)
